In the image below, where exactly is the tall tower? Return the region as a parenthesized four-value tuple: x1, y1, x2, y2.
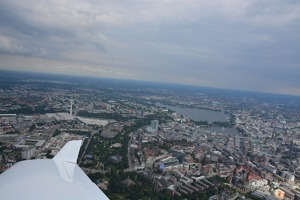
(70, 100, 73, 115)
(289, 140, 293, 161)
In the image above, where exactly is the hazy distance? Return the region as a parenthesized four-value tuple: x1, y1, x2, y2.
(0, 0, 300, 96)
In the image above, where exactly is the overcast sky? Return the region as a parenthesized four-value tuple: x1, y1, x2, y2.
(0, 0, 300, 95)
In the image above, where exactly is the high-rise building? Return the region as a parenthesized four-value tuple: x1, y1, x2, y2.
(151, 120, 159, 131)
(139, 110, 145, 118)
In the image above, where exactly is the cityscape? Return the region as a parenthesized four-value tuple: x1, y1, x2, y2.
(0, 71, 300, 200)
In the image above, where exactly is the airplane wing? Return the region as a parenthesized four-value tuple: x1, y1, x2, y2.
(0, 140, 109, 200)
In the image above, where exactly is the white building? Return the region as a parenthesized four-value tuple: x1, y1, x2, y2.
(21, 147, 36, 160)
(248, 179, 268, 188)
(263, 164, 277, 174)
(281, 171, 295, 182)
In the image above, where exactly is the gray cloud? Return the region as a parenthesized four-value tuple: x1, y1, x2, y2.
(0, 0, 300, 95)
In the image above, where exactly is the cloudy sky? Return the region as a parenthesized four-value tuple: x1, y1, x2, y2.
(0, 0, 300, 95)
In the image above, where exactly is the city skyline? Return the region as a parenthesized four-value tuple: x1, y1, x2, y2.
(0, 0, 300, 96)
(0, 73, 299, 199)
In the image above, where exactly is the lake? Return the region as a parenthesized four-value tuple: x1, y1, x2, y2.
(205, 126, 239, 135)
(157, 103, 229, 123)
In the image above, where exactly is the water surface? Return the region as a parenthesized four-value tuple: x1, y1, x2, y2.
(157, 103, 229, 123)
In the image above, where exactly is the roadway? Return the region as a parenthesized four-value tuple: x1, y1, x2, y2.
(125, 132, 134, 172)
(79, 130, 96, 164)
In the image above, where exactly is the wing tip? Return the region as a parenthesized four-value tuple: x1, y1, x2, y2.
(54, 140, 83, 163)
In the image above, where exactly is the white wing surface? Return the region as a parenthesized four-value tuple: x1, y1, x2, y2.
(0, 140, 109, 200)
